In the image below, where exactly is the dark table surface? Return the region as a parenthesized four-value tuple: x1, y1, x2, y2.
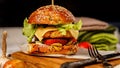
(0, 0, 120, 27)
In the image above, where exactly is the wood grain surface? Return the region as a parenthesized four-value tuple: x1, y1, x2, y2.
(11, 52, 120, 68)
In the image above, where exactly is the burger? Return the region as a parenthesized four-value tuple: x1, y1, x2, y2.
(22, 5, 82, 55)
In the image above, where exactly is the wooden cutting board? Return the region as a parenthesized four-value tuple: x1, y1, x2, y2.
(11, 52, 120, 68)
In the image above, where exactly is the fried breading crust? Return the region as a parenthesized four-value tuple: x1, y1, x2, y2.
(43, 30, 73, 39)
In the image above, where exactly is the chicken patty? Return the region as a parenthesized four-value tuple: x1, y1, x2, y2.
(43, 30, 73, 39)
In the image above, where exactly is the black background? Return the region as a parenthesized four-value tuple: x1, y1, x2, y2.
(0, 0, 120, 28)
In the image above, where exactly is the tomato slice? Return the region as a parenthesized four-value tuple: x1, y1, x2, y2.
(43, 39, 68, 45)
(78, 42, 92, 49)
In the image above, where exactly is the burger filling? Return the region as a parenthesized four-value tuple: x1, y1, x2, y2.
(23, 18, 82, 43)
(34, 27, 78, 46)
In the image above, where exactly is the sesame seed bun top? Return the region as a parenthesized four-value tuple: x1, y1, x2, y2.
(28, 5, 75, 25)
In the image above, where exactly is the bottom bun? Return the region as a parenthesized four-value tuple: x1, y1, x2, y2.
(27, 43, 78, 55)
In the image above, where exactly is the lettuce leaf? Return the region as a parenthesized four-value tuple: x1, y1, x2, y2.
(58, 20, 82, 35)
(22, 18, 37, 42)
